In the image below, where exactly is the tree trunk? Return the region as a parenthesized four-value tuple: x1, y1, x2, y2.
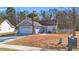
(32, 18, 36, 34)
(72, 7, 76, 36)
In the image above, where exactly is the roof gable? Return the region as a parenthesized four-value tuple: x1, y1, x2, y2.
(39, 20, 57, 26)
(17, 18, 42, 27)
(0, 19, 15, 28)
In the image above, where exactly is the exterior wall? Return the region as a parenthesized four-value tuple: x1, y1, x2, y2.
(0, 20, 15, 33)
(43, 25, 57, 33)
(19, 26, 41, 34)
(35, 26, 42, 34)
(9, 28, 15, 32)
(19, 26, 32, 34)
(60, 28, 73, 32)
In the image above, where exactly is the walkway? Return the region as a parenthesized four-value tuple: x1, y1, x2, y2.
(0, 44, 41, 51)
(0, 44, 54, 51)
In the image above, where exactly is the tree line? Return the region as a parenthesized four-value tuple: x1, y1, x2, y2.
(0, 7, 79, 35)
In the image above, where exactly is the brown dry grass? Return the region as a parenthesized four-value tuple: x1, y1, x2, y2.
(7, 32, 73, 49)
(6, 32, 79, 50)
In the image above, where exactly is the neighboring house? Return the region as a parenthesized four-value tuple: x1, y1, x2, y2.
(39, 20, 57, 33)
(58, 19, 73, 32)
(39, 19, 73, 33)
(17, 18, 42, 34)
(17, 16, 73, 34)
(0, 19, 15, 33)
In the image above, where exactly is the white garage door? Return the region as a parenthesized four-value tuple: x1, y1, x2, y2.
(19, 26, 32, 34)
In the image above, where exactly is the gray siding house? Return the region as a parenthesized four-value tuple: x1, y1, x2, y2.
(39, 20, 57, 33)
(17, 18, 42, 34)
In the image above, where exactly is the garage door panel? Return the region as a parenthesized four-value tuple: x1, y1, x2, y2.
(19, 26, 32, 34)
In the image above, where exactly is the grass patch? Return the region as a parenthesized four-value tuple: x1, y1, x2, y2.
(7, 33, 69, 49)
(7, 32, 79, 50)
(0, 32, 17, 36)
(0, 48, 18, 51)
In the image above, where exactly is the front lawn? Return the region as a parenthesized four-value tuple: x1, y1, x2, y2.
(0, 32, 17, 36)
(0, 48, 18, 51)
(6, 33, 71, 49)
